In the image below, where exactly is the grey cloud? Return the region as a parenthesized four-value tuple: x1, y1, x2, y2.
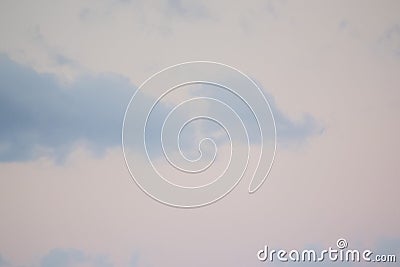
(375, 238, 400, 259)
(39, 249, 117, 267)
(379, 24, 400, 56)
(339, 19, 348, 30)
(0, 255, 9, 267)
(167, 0, 209, 19)
(273, 106, 322, 144)
(186, 82, 322, 147)
(129, 251, 139, 267)
(0, 55, 134, 161)
(0, 55, 320, 162)
(92, 254, 114, 267)
(0, 54, 177, 162)
(40, 249, 86, 267)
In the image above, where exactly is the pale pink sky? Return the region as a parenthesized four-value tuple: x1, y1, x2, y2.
(0, 1, 399, 266)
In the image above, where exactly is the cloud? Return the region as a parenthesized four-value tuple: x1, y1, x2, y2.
(181, 82, 321, 147)
(0, 55, 320, 162)
(39, 249, 118, 267)
(0, 54, 134, 161)
(378, 24, 400, 57)
(375, 238, 400, 261)
(40, 249, 86, 267)
(0, 255, 9, 267)
(129, 252, 139, 267)
(92, 254, 114, 267)
(166, 0, 209, 19)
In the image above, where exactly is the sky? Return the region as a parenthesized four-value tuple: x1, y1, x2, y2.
(0, 0, 399, 266)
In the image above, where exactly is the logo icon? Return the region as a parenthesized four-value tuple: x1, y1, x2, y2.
(122, 62, 276, 208)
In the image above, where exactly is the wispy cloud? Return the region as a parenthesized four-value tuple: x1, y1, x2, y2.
(166, 0, 210, 19)
(0, 255, 9, 267)
(40, 248, 86, 267)
(378, 24, 400, 57)
(39, 248, 117, 267)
